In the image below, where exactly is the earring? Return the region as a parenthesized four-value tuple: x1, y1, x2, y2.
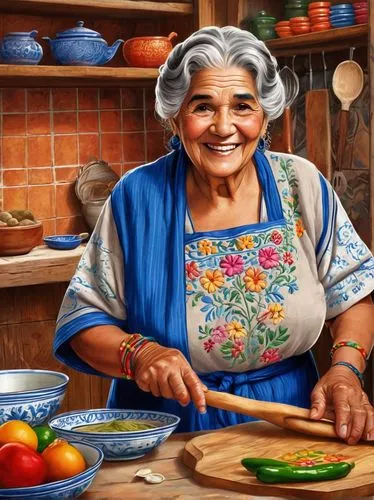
(256, 129, 271, 153)
(168, 134, 181, 150)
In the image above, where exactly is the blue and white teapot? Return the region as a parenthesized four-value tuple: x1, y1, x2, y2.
(0, 30, 43, 65)
(43, 21, 123, 66)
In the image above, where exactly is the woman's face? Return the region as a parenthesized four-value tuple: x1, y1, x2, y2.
(172, 66, 267, 179)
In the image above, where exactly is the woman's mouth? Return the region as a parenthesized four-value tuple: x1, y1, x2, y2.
(204, 143, 240, 155)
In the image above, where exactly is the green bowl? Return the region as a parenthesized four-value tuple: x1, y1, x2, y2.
(257, 26, 277, 40)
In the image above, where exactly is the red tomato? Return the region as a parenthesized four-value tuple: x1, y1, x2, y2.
(0, 442, 46, 488)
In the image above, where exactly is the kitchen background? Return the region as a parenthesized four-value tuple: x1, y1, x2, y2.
(0, 0, 373, 411)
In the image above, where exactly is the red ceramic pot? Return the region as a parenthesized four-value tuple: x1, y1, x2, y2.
(0, 222, 43, 256)
(123, 32, 177, 68)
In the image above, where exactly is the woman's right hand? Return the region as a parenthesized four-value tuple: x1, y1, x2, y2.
(133, 343, 207, 413)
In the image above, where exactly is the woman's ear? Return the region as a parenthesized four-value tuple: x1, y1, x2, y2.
(261, 118, 269, 137)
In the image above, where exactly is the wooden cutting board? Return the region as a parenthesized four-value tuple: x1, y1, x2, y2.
(183, 421, 374, 499)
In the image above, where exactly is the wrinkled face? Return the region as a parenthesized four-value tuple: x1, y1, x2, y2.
(172, 67, 267, 179)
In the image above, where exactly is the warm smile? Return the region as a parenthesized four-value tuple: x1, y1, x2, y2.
(204, 143, 240, 155)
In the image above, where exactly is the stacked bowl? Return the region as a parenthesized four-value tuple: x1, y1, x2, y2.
(284, 0, 309, 20)
(275, 20, 292, 37)
(353, 1, 368, 24)
(290, 16, 311, 34)
(308, 1, 332, 31)
(329, 3, 355, 28)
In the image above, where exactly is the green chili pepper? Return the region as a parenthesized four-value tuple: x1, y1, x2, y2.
(241, 457, 289, 474)
(256, 462, 355, 484)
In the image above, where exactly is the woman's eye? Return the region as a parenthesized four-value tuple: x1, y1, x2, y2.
(194, 104, 210, 113)
(236, 103, 253, 111)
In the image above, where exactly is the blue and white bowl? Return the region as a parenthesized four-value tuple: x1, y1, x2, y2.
(0, 441, 103, 498)
(0, 370, 69, 426)
(49, 409, 180, 461)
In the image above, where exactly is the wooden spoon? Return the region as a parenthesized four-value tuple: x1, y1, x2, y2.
(331, 60, 364, 195)
(205, 390, 337, 439)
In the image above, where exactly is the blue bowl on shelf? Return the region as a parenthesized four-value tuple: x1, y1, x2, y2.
(330, 19, 355, 27)
(44, 232, 89, 250)
(329, 11, 354, 18)
(48, 408, 180, 461)
(0, 442, 103, 498)
(330, 3, 353, 9)
(330, 15, 355, 22)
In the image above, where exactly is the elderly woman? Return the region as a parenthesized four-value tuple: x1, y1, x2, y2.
(54, 26, 374, 443)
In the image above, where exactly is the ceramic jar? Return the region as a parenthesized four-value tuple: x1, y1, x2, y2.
(248, 11, 277, 41)
(0, 30, 43, 65)
(43, 21, 123, 66)
(123, 32, 177, 68)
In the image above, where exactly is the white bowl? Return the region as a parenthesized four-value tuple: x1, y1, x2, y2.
(0, 369, 69, 426)
(0, 441, 103, 498)
(49, 408, 180, 461)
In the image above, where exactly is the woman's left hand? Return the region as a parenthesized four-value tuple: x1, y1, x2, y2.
(309, 365, 374, 445)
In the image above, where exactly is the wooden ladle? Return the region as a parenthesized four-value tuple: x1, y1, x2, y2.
(205, 390, 338, 439)
(331, 60, 364, 195)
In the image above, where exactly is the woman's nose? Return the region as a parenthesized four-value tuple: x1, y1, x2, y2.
(210, 110, 236, 136)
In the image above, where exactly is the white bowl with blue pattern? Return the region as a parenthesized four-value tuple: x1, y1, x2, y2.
(0, 370, 69, 426)
(48, 409, 180, 461)
(0, 441, 103, 498)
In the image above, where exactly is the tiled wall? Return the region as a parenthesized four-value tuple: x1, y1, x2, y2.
(0, 86, 168, 235)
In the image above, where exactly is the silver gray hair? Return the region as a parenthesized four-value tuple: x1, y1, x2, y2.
(155, 26, 285, 123)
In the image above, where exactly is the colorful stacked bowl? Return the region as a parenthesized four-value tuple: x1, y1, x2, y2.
(329, 3, 355, 27)
(250, 11, 277, 40)
(284, 0, 310, 20)
(308, 1, 331, 31)
(353, 1, 368, 24)
(290, 16, 311, 34)
(275, 20, 292, 38)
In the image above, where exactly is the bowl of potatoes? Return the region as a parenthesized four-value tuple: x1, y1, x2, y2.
(0, 210, 43, 256)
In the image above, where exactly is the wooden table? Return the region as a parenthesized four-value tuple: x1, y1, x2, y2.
(81, 431, 279, 500)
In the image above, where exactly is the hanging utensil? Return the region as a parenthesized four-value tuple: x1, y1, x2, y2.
(205, 390, 337, 439)
(305, 51, 333, 180)
(278, 57, 300, 154)
(331, 48, 364, 195)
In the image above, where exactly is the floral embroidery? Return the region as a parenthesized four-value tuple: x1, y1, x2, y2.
(186, 222, 298, 368)
(295, 218, 304, 238)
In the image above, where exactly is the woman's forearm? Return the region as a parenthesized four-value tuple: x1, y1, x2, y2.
(70, 325, 130, 378)
(327, 295, 374, 373)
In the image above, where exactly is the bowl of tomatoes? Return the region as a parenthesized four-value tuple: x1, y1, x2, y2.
(0, 420, 103, 498)
(0, 369, 69, 426)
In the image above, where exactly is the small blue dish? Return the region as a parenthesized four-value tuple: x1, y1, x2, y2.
(330, 3, 354, 10)
(44, 232, 89, 250)
(330, 14, 355, 21)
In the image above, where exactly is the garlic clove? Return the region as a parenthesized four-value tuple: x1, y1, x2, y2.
(144, 473, 165, 484)
(135, 468, 153, 478)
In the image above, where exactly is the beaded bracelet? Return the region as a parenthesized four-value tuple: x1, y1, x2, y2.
(332, 361, 365, 388)
(119, 334, 156, 380)
(330, 340, 368, 363)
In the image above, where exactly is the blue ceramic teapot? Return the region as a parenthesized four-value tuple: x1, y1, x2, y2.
(43, 21, 123, 66)
(0, 30, 43, 65)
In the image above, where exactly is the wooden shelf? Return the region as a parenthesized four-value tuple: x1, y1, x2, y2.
(0, 245, 85, 288)
(266, 24, 368, 57)
(0, 65, 159, 87)
(0, 0, 193, 19)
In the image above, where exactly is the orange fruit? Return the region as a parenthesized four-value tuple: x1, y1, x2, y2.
(0, 420, 38, 451)
(42, 439, 86, 482)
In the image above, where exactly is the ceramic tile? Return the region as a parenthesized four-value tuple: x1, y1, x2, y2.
(99, 89, 121, 110)
(2, 114, 26, 136)
(2, 137, 26, 169)
(146, 131, 168, 162)
(122, 110, 144, 132)
(78, 111, 99, 133)
(100, 110, 121, 133)
(3, 187, 27, 211)
(28, 168, 53, 185)
(2, 89, 26, 113)
(56, 215, 88, 235)
(55, 183, 81, 217)
(54, 135, 78, 166)
(53, 112, 77, 134)
(145, 109, 163, 131)
(101, 134, 122, 164)
(28, 185, 55, 219)
(123, 162, 143, 174)
(27, 136, 52, 167)
(123, 132, 145, 162)
(27, 89, 51, 113)
(121, 88, 144, 109)
(145, 88, 156, 110)
(78, 134, 100, 164)
(55, 166, 79, 183)
(111, 164, 122, 177)
(27, 113, 51, 135)
(40, 218, 56, 236)
(3, 169, 27, 187)
(52, 89, 77, 111)
(78, 88, 99, 110)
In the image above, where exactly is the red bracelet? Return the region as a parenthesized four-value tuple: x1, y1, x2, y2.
(119, 334, 155, 380)
(330, 340, 368, 363)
